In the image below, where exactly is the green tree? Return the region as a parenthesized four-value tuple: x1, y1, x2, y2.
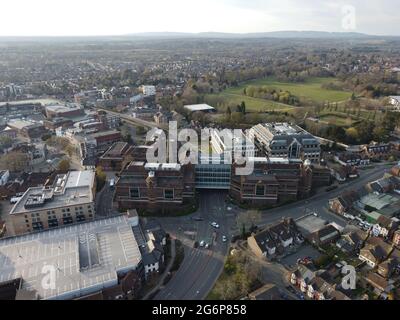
(96, 166, 107, 191)
(58, 159, 70, 172)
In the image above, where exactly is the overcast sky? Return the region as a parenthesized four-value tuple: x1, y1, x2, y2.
(1, 0, 398, 36)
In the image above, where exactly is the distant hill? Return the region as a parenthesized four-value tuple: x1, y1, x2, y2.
(1, 31, 398, 43)
(126, 31, 376, 39)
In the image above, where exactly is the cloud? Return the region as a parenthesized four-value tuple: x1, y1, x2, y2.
(0, 0, 398, 36)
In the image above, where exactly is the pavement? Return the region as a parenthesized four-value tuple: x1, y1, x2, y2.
(150, 163, 392, 300)
(143, 238, 176, 300)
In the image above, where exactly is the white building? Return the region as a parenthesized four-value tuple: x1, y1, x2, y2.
(389, 96, 400, 111)
(210, 129, 255, 160)
(249, 123, 321, 163)
(0, 170, 9, 186)
(141, 85, 156, 97)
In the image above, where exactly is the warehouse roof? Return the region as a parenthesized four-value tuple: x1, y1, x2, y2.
(0, 215, 141, 300)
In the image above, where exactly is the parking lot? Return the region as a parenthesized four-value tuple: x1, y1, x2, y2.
(280, 244, 321, 268)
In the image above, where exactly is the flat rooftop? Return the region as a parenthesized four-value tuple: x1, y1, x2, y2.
(296, 214, 328, 235)
(46, 104, 82, 113)
(263, 123, 307, 136)
(89, 130, 120, 139)
(7, 120, 42, 130)
(101, 142, 128, 158)
(184, 104, 215, 112)
(0, 215, 141, 300)
(10, 171, 95, 215)
(359, 193, 400, 211)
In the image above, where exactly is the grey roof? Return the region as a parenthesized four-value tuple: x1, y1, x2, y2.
(0, 215, 141, 300)
(10, 171, 95, 215)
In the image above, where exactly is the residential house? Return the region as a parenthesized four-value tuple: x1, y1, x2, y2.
(247, 218, 302, 259)
(308, 224, 341, 246)
(372, 215, 399, 239)
(329, 191, 360, 216)
(365, 272, 395, 295)
(392, 229, 400, 247)
(336, 227, 369, 254)
(359, 237, 393, 268)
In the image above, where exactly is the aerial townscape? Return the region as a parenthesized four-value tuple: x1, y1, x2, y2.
(1, 0, 400, 307)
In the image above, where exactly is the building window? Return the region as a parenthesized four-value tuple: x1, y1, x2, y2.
(164, 189, 174, 199)
(255, 184, 265, 196)
(130, 188, 140, 198)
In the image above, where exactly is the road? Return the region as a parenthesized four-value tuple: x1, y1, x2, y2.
(95, 181, 118, 217)
(151, 163, 392, 300)
(154, 190, 234, 300)
(257, 163, 393, 228)
(96, 108, 167, 130)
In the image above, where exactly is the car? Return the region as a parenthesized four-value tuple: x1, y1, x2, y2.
(205, 243, 210, 249)
(222, 235, 227, 242)
(211, 222, 220, 229)
(227, 207, 232, 211)
(199, 240, 205, 247)
(325, 185, 338, 192)
(192, 217, 204, 222)
(193, 241, 199, 248)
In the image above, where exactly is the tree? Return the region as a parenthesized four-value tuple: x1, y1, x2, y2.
(96, 166, 107, 191)
(0, 136, 12, 151)
(236, 210, 261, 235)
(0, 152, 29, 171)
(58, 159, 70, 172)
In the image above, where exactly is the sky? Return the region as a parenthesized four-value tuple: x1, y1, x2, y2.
(0, 0, 398, 36)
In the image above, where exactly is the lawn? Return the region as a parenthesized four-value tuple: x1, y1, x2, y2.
(317, 113, 356, 127)
(204, 92, 296, 113)
(226, 77, 352, 103)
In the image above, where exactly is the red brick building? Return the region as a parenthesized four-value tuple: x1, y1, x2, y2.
(115, 161, 196, 214)
(98, 142, 133, 171)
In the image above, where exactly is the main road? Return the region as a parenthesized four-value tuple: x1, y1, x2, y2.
(154, 190, 235, 300)
(152, 163, 392, 300)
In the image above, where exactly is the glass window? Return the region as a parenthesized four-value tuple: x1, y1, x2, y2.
(130, 188, 140, 198)
(255, 184, 265, 196)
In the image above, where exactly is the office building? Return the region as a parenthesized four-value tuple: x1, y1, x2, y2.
(9, 171, 96, 235)
(249, 123, 321, 162)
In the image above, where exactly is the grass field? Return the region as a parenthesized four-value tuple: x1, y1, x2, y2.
(317, 114, 356, 127)
(226, 77, 352, 103)
(204, 92, 296, 112)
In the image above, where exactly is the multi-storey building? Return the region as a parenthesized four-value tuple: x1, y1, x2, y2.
(229, 157, 328, 208)
(98, 142, 133, 171)
(115, 161, 196, 214)
(9, 170, 96, 235)
(210, 129, 255, 160)
(249, 123, 321, 163)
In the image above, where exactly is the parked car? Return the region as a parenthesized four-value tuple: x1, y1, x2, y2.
(200, 240, 205, 247)
(222, 235, 227, 242)
(211, 222, 220, 229)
